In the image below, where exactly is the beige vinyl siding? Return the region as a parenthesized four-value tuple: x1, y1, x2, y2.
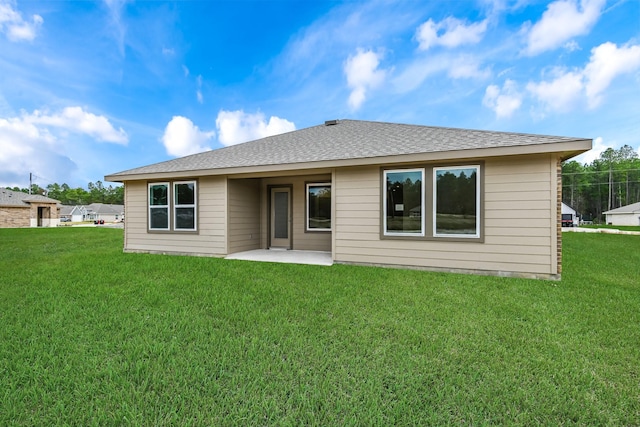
(227, 178, 261, 254)
(334, 155, 557, 277)
(260, 174, 331, 252)
(123, 177, 227, 256)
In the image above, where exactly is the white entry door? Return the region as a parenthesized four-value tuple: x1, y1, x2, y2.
(270, 187, 291, 248)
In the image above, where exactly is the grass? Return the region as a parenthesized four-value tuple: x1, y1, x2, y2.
(1, 228, 639, 425)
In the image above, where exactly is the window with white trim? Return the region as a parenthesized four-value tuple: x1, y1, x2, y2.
(149, 183, 170, 230)
(383, 169, 425, 236)
(433, 165, 480, 238)
(174, 181, 197, 231)
(306, 183, 331, 231)
(148, 180, 197, 232)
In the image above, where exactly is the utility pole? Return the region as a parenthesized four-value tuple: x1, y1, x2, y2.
(29, 172, 32, 195)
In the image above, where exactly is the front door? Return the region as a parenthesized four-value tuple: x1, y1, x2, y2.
(270, 187, 291, 249)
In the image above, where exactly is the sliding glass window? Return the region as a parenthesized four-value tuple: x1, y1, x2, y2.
(384, 169, 424, 236)
(433, 165, 480, 238)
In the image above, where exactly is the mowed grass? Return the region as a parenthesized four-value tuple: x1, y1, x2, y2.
(1, 228, 639, 425)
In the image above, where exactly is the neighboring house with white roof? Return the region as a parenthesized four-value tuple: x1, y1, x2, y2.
(106, 119, 591, 280)
(0, 188, 60, 228)
(603, 202, 640, 226)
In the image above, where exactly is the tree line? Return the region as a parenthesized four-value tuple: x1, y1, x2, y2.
(563, 145, 640, 222)
(8, 181, 124, 206)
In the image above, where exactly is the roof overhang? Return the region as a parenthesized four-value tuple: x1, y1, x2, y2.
(105, 138, 592, 183)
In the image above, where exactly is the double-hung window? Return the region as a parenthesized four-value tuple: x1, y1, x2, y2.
(306, 183, 331, 231)
(383, 169, 425, 236)
(174, 181, 197, 231)
(149, 183, 170, 230)
(148, 180, 197, 232)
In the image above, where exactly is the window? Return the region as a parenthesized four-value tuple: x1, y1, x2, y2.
(384, 169, 424, 236)
(306, 183, 331, 231)
(433, 165, 480, 238)
(149, 183, 169, 230)
(174, 181, 197, 231)
(148, 180, 197, 232)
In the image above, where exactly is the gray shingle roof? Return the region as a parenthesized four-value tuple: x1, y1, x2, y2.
(107, 119, 589, 178)
(0, 188, 60, 207)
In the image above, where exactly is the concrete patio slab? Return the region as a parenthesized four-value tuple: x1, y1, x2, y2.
(225, 249, 333, 266)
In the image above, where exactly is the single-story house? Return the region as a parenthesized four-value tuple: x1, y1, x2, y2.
(59, 203, 124, 222)
(105, 119, 591, 280)
(603, 202, 640, 226)
(561, 202, 578, 227)
(60, 205, 87, 222)
(84, 203, 124, 222)
(0, 188, 61, 228)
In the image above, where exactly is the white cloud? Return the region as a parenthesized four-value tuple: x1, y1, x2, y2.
(196, 75, 203, 104)
(0, 0, 43, 42)
(393, 54, 488, 94)
(483, 80, 523, 118)
(26, 107, 128, 144)
(103, 0, 128, 55)
(0, 107, 125, 187)
(215, 110, 296, 147)
(344, 49, 387, 110)
(584, 42, 640, 108)
(161, 116, 214, 157)
(526, 69, 584, 113)
(572, 136, 613, 164)
(416, 17, 487, 51)
(447, 55, 490, 79)
(525, 41, 640, 113)
(524, 0, 605, 55)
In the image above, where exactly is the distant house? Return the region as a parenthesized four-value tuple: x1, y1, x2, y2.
(106, 119, 591, 280)
(60, 205, 87, 222)
(85, 203, 124, 222)
(59, 203, 124, 223)
(0, 188, 60, 228)
(603, 202, 640, 226)
(561, 203, 578, 227)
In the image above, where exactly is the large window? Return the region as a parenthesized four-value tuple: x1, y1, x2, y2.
(149, 183, 169, 230)
(384, 169, 425, 236)
(306, 183, 331, 231)
(174, 181, 197, 231)
(148, 180, 197, 232)
(433, 165, 480, 238)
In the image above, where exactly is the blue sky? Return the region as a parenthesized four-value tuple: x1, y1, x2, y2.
(0, 0, 639, 189)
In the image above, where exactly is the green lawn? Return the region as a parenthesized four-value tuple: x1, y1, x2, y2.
(1, 228, 639, 425)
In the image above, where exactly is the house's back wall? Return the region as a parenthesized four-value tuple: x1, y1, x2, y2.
(333, 154, 558, 277)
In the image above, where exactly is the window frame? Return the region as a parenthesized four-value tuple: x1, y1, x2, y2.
(306, 182, 332, 232)
(432, 164, 481, 239)
(383, 168, 425, 237)
(148, 182, 170, 231)
(380, 163, 484, 242)
(147, 180, 198, 233)
(173, 180, 197, 232)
